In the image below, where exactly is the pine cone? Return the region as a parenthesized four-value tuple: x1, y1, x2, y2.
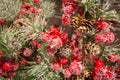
(59, 44, 72, 58)
(84, 42, 101, 55)
(82, 69, 90, 78)
(0, 0, 21, 21)
(71, 14, 95, 33)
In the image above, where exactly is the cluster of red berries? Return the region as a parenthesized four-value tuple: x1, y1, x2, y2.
(31, 40, 42, 49)
(21, 3, 42, 15)
(61, 0, 84, 26)
(95, 20, 115, 44)
(61, 0, 77, 26)
(18, 47, 41, 66)
(51, 55, 84, 78)
(0, 51, 19, 78)
(39, 25, 68, 56)
(92, 59, 115, 80)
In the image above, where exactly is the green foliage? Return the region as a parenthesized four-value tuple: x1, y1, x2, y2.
(40, 0, 55, 19)
(0, 0, 21, 21)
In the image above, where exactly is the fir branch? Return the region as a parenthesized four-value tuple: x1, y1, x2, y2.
(0, 0, 21, 21)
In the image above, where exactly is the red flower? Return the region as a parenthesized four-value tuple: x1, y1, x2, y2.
(23, 48, 32, 57)
(51, 61, 61, 71)
(60, 57, 68, 65)
(62, 14, 71, 26)
(62, 68, 72, 78)
(108, 54, 119, 62)
(96, 20, 110, 31)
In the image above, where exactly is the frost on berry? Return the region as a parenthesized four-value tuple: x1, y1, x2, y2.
(62, 68, 72, 78)
(62, 14, 71, 26)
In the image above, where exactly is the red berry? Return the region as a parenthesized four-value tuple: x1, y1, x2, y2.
(104, 32, 115, 44)
(94, 65, 102, 73)
(94, 59, 104, 67)
(104, 66, 114, 79)
(118, 59, 120, 64)
(37, 43, 42, 49)
(51, 61, 61, 71)
(70, 60, 83, 75)
(63, 5, 76, 14)
(62, 14, 71, 26)
(0, 59, 3, 66)
(6, 71, 16, 78)
(23, 48, 32, 57)
(108, 54, 119, 62)
(33, 0, 40, 4)
(30, 7, 36, 13)
(0, 50, 4, 55)
(18, 49, 23, 55)
(60, 57, 68, 65)
(23, 4, 31, 10)
(31, 40, 38, 47)
(72, 53, 79, 59)
(95, 33, 105, 44)
(35, 8, 42, 14)
(12, 62, 19, 71)
(20, 59, 27, 66)
(0, 18, 6, 25)
(35, 57, 41, 64)
(96, 20, 110, 31)
(49, 26, 60, 35)
(60, 32, 68, 43)
(78, 6, 83, 16)
(2, 62, 11, 72)
(39, 32, 51, 42)
(21, 8, 27, 14)
(0, 68, 3, 75)
(62, 68, 71, 78)
(47, 45, 57, 56)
